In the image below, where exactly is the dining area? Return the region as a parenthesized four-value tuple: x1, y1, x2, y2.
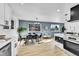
(18, 33, 42, 46)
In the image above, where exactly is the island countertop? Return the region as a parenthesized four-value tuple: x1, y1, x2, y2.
(0, 38, 12, 49)
(54, 33, 65, 38)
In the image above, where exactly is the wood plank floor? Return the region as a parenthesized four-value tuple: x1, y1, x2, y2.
(17, 38, 67, 56)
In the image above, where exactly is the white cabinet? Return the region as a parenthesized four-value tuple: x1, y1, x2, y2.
(0, 43, 11, 56)
(0, 4, 5, 25)
(74, 22, 79, 33)
(65, 22, 72, 32)
(0, 4, 12, 26)
(5, 4, 12, 21)
(65, 21, 79, 33)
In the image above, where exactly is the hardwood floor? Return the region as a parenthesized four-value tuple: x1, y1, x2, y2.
(17, 38, 67, 56)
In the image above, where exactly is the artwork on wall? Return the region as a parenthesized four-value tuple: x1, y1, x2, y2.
(29, 24, 40, 31)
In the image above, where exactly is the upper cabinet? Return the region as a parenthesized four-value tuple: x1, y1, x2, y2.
(0, 4, 5, 25)
(5, 4, 12, 21)
(0, 4, 12, 26)
(68, 4, 79, 22)
(64, 10, 70, 22)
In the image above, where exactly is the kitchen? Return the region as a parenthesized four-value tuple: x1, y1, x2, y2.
(54, 4, 79, 56)
(0, 3, 18, 56)
(0, 3, 79, 56)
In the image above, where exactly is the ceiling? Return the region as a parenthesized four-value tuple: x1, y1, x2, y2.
(8, 3, 78, 23)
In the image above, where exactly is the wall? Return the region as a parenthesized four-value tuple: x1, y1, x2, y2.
(19, 20, 64, 37)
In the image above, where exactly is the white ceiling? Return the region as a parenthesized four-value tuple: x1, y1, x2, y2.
(8, 3, 78, 23)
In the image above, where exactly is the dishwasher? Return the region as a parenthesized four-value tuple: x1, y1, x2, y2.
(0, 43, 11, 56)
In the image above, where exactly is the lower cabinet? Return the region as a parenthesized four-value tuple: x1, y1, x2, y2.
(64, 40, 79, 56)
(55, 36, 64, 44)
(0, 43, 11, 56)
(55, 36, 64, 49)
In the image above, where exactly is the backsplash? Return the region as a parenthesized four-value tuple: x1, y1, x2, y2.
(65, 22, 79, 33)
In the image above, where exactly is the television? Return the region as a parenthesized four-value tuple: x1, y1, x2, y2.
(68, 4, 79, 22)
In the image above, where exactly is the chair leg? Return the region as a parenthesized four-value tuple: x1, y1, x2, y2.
(24, 39, 29, 45)
(36, 38, 39, 42)
(31, 39, 34, 43)
(18, 40, 22, 47)
(31, 39, 36, 44)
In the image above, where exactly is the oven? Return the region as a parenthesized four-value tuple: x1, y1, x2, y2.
(55, 36, 63, 44)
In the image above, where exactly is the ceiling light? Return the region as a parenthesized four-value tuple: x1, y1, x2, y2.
(57, 9, 60, 12)
(20, 3, 24, 5)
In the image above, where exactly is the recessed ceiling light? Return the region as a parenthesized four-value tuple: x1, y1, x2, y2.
(57, 9, 60, 12)
(20, 3, 24, 5)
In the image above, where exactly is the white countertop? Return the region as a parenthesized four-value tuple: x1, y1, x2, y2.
(54, 33, 64, 38)
(0, 39, 12, 49)
(64, 39, 79, 44)
(0, 38, 17, 56)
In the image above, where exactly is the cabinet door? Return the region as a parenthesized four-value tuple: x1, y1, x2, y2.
(0, 43, 11, 56)
(0, 4, 11, 25)
(75, 22, 79, 32)
(0, 4, 4, 25)
(5, 4, 12, 21)
(65, 22, 71, 32)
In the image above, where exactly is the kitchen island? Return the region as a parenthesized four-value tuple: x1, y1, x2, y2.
(0, 38, 16, 56)
(54, 33, 64, 49)
(54, 33, 79, 56)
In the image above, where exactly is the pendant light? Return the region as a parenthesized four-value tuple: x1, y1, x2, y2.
(34, 17, 40, 24)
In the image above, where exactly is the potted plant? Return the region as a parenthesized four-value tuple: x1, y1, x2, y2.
(17, 27, 27, 41)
